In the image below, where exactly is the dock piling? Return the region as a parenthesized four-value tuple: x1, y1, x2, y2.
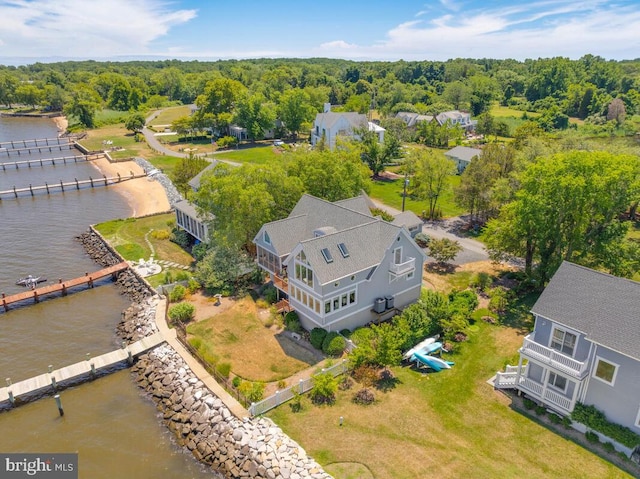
(54, 394, 64, 416)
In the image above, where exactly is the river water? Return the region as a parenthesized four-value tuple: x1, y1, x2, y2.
(0, 117, 218, 478)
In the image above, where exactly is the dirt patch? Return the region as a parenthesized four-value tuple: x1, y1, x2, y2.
(422, 260, 514, 291)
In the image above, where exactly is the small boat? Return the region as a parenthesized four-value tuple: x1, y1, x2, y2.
(16, 275, 47, 288)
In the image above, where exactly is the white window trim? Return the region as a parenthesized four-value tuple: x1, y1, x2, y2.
(263, 230, 271, 244)
(547, 371, 568, 393)
(635, 405, 640, 429)
(406, 270, 415, 280)
(592, 356, 619, 386)
(549, 326, 577, 358)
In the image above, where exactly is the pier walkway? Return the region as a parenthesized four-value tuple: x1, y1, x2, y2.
(0, 332, 165, 406)
(1, 262, 129, 312)
(0, 136, 70, 150)
(0, 172, 145, 200)
(0, 153, 104, 170)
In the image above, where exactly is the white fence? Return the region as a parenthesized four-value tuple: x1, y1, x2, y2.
(249, 359, 349, 417)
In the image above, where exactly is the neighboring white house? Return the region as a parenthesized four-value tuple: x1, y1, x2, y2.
(173, 161, 218, 243)
(435, 110, 477, 132)
(253, 193, 426, 332)
(444, 146, 482, 173)
(495, 262, 640, 456)
(395, 111, 434, 128)
(310, 103, 385, 150)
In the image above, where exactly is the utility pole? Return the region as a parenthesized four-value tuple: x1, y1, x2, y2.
(402, 172, 409, 212)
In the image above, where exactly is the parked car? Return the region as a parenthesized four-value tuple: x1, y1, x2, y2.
(273, 140, 284, 146)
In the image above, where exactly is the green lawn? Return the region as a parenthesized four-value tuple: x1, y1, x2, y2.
(267, 319, 635, 479)
(148, 105, 193, 128)
(369, 175, 465, 218)
(214, 144, 280, 165)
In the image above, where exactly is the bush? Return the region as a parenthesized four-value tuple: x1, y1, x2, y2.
(535, 405, 546, 416)
(239, 381, 265, 403)
(170, 227, 191, 249)
(470, 272, 492, 291)
(187, 278, 200, 294)
(488, 286, 510, 314)
(339, 328, 352, 338)
(168, 302, 195, 322)
(169, 284, 187, 302)
(352, 364, 379, 387)
(310, 328, 328, 350)
(603, 442, 615, 453)
(352, 388, 375, 405)
(232, 376, 242, 388)
(548, 413, 562, 425)
(370, 207, 394, 222)
(175, 271, 190, 282)
(586, 431, 600, 443)
(414, 232, 431, 248)
(284, 311, 302, 333)
(150, 229, 171, 240)
(216, 135, 238, 149)
(216, 362, 231, 378)
(324, 334, 346, 356)
(338, 376, 354, 391)
(523, 398, 536, 410)
(562, 415, 573, 429)
(163, 270, 173, 284)
(572, 402, 640, 448)
(262, 285, 278, 304)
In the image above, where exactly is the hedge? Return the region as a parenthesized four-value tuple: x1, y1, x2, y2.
(571, 402, 640, 448)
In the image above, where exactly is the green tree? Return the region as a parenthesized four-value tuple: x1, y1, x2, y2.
(428, 238, 463, 265)
(360, 130, 403, 177)
(15, 84, 44, 108)
(411, 149, 456, 220)
(124, 112, 146, 133)
(195, 77, 246, 136)
(0, 72, 19, 108)
(234, 93, 276, 142)
(194, 242, 255, 294)
(170, 153, 209, 196)
(64, 84, 101, 128)
(484, 151, 640, 284)
(277, 89, 315, 140)
(371, 322, 405, 367)
(310, 372, 338, 405)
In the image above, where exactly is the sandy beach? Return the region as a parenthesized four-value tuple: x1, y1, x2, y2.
(91, 156, 171, 217)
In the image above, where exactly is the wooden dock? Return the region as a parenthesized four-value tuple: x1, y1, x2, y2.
(0, 136, 69, 150)
(1, 262, 129, 312)
(0, 153, 103, 170)
(0, 332, 165, 406)
(0, 142, 74, 156)
(0, 172, 145, 200)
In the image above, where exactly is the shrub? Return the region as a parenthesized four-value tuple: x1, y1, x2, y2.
(324, 334, 346, 356)
(310, 328, 328, 350)
(310, 372, 337, 405)
(370, 207, 395, 222)
(239, 381, 265, 403)
(289, 390, 302, 413)
(562, 415, 573, 429)
(216, 135, 238, 149)
(488, 286, 510, 314)
(535, 405, 546, 416)
(163, 270, 173, 284)
(523, 398, 536, 410)
(169, 284, 187, 302)
(352, 388, 375, 405)
(471, 271, 492, 291)
(168, 302, 195, 322)
(150, 229, 170, 240)
(232, 376, 242, 388)
(414, 232, 431, 248)
(602, 442, 615, 453)
(284, 311, 302, 333)
(216, 362, 231, 378)
(277, 380, 287, 390)
(187, 278, 200, 294)
(352, 364, 379, 387)
(339, 328, 352, 338)
(572, 402, 640, 448)
(175, 271, 190, 281)
(192, 242, 208, 261)
(338, 376, 354, 391)
(548, 413, 562, 425)
(262, 285, 278, 304)
(585, 431, 600, 443)
(170, 227, 191, 249)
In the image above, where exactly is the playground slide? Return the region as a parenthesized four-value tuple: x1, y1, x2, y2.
(411, 350, 455, 372)
(402, 336, 438, 360)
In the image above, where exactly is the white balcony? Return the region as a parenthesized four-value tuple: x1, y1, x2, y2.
(389, 257, 415, 276)
(520, 334, 588, 378)
(517, 377, 574, 413)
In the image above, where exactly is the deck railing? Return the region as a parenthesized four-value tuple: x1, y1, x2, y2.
(520, 334, 588, 378)
(389, 257, 415, 275)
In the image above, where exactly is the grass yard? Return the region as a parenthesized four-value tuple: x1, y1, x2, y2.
(369, 174, 464, 218)
(214, 144, 281, 165)
(94, 213, 193, 266)
(186, 296, 324, 382)
(79, 123, 155, 160)
(148, 105, 193, 128)
(267, 319, 634, 479)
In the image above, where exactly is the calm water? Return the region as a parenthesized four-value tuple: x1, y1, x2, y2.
(0, 117, 218, 478)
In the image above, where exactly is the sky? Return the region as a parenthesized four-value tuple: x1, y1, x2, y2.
(0, 0, 639, 65)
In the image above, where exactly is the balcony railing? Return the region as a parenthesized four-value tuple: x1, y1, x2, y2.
(494, 365, 527, 389)
(273, 273, 288, 292)
(520, 334, 588, 378)
(389, 257, 416, 276)
(518, 377, 574, 413)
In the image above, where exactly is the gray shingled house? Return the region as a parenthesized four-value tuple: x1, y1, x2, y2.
(444, 145, 482, 173)
(495, 262, 640, 449)
(253, 193, 426, 331)
(310, 104, 385, 150)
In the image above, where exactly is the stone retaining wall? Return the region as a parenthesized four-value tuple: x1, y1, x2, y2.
(78, 227, 333, 479)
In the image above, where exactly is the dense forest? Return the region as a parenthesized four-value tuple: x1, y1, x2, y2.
(1, 56, 640, 137)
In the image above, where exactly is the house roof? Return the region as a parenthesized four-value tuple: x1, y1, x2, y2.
(313, 112, 368, 131)
(188, 160, 218, 191)
(395, 112, 434, 127)
(532, 262, 640, 361)
(174, 199, 199, 217)
(436, 110, 470, 125)
(444, 146, 482, 163)
(392, 211, 423, 230)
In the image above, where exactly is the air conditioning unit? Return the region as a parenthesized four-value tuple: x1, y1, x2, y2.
(374, 297, 385, 313)
(385, 295, 395, 310)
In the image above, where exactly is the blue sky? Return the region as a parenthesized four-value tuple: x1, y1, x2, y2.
(0, 0, 639, 64)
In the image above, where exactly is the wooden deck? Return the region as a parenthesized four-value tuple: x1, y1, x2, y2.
(0, 136, 69, 149)
(1, 262, 129, 312)
(0, 153, 102, 170)
(0, 142, 74, 156)
(0, 332, 165, 405)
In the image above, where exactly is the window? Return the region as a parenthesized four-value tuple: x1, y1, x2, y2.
(593, 357, 618, 386)
(321, 248, 333, 263)
(294, 262, 313, 287)
(548, 371, 567, 392)
(394, 247, 402, 264)
(550, 328, 577, 356)
(337, 242, 349, 258)
(325, 301, 331, 314)
(341, 294, 348, 307)
(636, 405, 640, 428)
(349, 291, 356, 304)
(263, 231, 271, 244)
(407, 271, 415, 280)
(333, 298, 339, 310)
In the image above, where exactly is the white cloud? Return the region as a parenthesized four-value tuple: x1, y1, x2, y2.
(316, 1, 640, 60)
(0, 0, 196, 57)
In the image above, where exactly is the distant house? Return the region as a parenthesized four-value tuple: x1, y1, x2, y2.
(495, 262, 640, 454)
(253, 193, 426, 331)
(435, 110, 477, 132)
(310, 103, 385, 150)
(444, 146, 482, 173)
(395, 111, 434, 128)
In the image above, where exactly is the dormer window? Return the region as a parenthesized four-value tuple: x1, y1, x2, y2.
(263, 231, 271, 244)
